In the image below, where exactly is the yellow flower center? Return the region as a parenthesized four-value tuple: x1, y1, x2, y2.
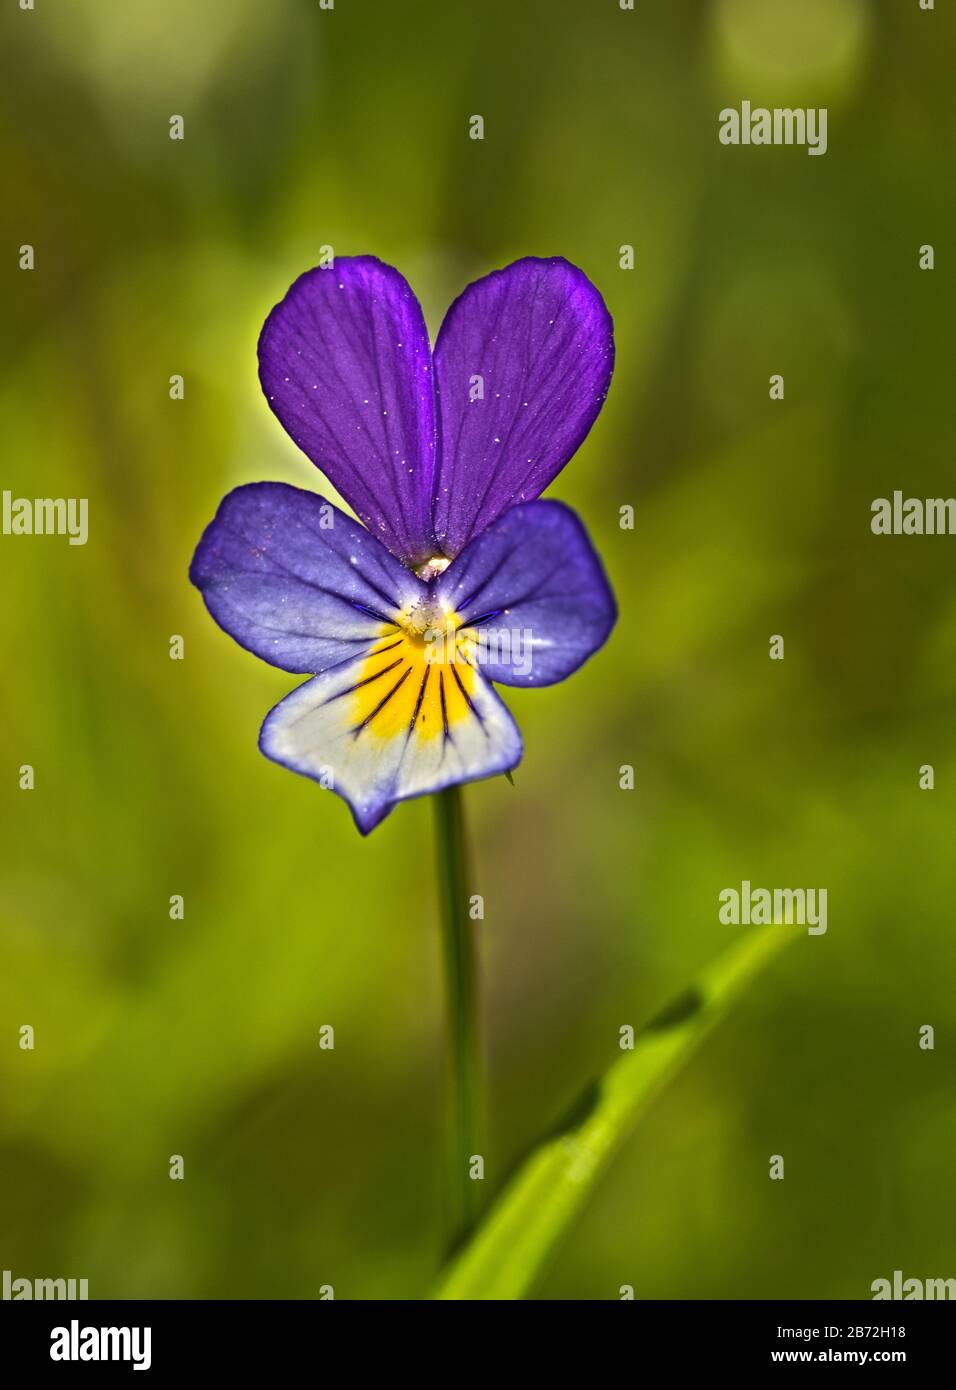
(349, 602, 479, 742)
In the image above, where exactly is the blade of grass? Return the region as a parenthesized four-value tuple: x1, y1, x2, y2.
(435, 924, 799, 1300)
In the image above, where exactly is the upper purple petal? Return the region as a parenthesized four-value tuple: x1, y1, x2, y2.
(435, 499, 616, 687)
(431, 258, 614, 557)
(189, 482, 424, 674)
(257, 257, 438, 567)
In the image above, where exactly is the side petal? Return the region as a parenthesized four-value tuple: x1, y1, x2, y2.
(435, 500, 616, 687)
(432, 257, 614, 556)
(259, 637, 523, 834)
(189, 482, 424, 673)
(258, 256, 438, 567)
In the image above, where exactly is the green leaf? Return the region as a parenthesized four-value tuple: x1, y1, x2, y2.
(434, 924, 798, 1300)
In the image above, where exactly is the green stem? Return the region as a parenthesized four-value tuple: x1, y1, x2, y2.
(434, 784, 482, 1248)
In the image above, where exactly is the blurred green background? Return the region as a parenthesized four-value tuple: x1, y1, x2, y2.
(2, 0, 955, 1300)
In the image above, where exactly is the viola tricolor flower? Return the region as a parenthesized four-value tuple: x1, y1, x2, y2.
(190, 256, 616, 832)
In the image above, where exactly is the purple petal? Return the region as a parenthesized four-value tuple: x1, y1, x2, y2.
(435, 500, 616, 686)
(190, 482, 425, 674)
(432, 258, 614, 557)
(258, 257, 438, 567)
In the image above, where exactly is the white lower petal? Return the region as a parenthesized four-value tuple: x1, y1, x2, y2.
(259, 630, 522, 832)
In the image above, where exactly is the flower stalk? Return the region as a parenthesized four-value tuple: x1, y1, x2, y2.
(433, 785, 482, 1248)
